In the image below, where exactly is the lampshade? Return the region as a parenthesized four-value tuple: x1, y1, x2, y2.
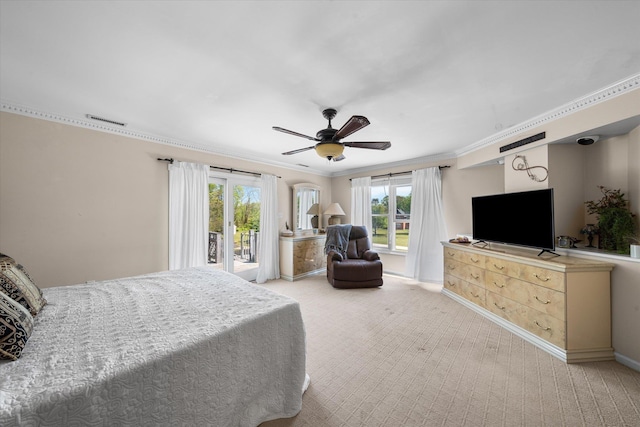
(324, 203, 345, 216)
(315, 143, 344, 160)
(324, 202, 345, 225)
(306, 203, 320, 215)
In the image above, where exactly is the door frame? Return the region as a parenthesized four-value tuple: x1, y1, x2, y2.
(209, 172, 261, 280)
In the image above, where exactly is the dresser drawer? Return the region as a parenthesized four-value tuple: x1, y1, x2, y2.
(444, 258, 465, 280)
(461, 251, 486, 269)
(485, 271, 565, 321)
(461, 263, 485, 287)
(517, 265, 564, 292)
(443, 274, 464, 296)
(486, 292, 566, 347)
(444, 247, 465, 262)
(485, 256, 518, 277)
(460, 281, 485, 308)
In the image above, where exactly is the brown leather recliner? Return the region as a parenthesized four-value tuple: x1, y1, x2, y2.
(326, 225, 383, 289)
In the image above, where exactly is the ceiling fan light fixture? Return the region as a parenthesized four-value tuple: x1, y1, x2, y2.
(315, 142, 344, 160)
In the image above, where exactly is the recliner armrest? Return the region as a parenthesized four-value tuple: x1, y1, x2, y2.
(328, 251, 344, 262)
(362, 250, 380, 261)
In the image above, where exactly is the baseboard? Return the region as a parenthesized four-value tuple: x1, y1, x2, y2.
(280, 268, 325, 282)
(615, 352, 640, 372)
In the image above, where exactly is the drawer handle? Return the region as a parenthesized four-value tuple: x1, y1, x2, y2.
(493, 264, 504, 270)
(470, 257, 480, 263)
(447, 280, 455, 286)
(470, 273, 479, 280)
(535, 295, 550, 304)
(534, 321, 551, 331)
(493, 302, 505, 310)
(471, 292, 480, 298)
(492, 281, 505, 288)
(447, 251, 455, 256)
(533, 274, 550, 282)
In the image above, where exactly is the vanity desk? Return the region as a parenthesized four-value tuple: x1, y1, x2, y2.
(442, 241, 615, 363)
(280, 233, 326, 281)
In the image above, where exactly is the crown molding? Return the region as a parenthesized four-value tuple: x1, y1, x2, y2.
(455, 73, 640, 157)
(3, 73, 638, 177)
(0, 101, 222, 153)
(0, 101, 334, 177)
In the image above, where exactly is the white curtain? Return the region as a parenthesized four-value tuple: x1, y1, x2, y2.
(405, 167, 449, 283)
(350, 176, 372, 233)
(168, 161, 210, 270)
(256, 174, 280, 283)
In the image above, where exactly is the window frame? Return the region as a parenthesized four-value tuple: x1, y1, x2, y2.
(370, 177, 412, 253)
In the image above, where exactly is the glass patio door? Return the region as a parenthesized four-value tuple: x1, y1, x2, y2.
(208, 175, 261, 281)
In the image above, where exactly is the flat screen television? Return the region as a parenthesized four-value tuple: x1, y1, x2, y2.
(472, 188, 555, 252)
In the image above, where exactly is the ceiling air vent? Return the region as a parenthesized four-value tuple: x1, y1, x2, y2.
(86, 114, 127, 127)
(499, 132, 545, 153)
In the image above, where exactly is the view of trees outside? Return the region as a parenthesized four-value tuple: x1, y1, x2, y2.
(371, 184, 411, 250)
(209, 183, 224, 234)
(209, 183, 261, 260)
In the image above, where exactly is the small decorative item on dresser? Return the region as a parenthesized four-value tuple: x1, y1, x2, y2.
(557, 236, 581, 249)
(580, 224, 598, 248)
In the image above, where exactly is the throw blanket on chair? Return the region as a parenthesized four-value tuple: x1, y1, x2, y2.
(325, 224, 352, 258)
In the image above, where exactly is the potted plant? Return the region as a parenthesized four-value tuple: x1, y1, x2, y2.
(585, 186, 637, 254)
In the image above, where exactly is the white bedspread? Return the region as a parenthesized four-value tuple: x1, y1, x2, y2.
(0, 267, 307, 426)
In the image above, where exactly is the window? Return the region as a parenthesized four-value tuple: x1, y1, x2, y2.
(371, 177, 412, 252)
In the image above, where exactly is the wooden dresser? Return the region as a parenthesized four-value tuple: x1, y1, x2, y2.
(442, 242, 615, 363)
(280, 234, 326, 281)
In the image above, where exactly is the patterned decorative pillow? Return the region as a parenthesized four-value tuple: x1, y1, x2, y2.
(0, 256, 47, 316)
(0, 291, 34, 360)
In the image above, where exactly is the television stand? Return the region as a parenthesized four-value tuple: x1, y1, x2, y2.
(442, 241, 615, 363)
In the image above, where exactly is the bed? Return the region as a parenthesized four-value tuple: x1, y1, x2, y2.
(0, 267, 308, 426)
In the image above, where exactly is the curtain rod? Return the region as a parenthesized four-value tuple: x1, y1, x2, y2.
(350, 165, 451, 181)
(157, 158, 281, 178)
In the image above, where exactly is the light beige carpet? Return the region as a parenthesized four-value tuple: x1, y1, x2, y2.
(259, 273, 640, 427)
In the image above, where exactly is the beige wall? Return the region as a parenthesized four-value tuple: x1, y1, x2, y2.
(505, 145, 549, 193)
(0, 112, 331, 287)
(548, 143, 586, 238)
(2, 106, 639, 367)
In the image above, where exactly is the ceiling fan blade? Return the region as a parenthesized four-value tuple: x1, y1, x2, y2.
(332, 154, 346, 162)
(282, 146, 316, 155)
(343, 141, 391, 150)
(273, 126, 319, 141)
(334, 115, 370, 140)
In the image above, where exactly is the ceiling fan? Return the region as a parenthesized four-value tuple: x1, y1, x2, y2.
(273, 108, 391, 161)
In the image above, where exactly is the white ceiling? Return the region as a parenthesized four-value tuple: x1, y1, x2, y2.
(1, 1, 639, 175)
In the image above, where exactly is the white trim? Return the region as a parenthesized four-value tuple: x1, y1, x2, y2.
(615, 352, 640, 372)
(280, 269, 325, 282)
(455, 73, 640, 158)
